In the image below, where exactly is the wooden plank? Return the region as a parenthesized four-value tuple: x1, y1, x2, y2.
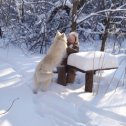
(67, 65, 118, 72)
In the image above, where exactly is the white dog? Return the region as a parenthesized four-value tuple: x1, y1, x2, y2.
(33, 31, 67, 93)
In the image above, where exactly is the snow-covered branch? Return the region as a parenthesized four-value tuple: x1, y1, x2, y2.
(23, 0, 55, 7)
(78, 28, 103, 34)
(47, 0, 71, 23)
(77, 4, 126, 24)
(111, 16, 126, 19)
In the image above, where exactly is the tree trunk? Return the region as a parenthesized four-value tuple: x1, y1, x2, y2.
(21, 0, 24, 23)
(0, 26, 2, 38)
(71, 0, 79, 31)
(100, 0, 114, 52)
(100, 14, 111, 51)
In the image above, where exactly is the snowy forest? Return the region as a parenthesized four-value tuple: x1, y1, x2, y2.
(0, 0, 126, 53)
(0, 1, 126, 126)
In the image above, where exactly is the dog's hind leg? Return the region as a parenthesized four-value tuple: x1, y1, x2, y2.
(33, 78, 41, 94)
(41, 79, 51, 91)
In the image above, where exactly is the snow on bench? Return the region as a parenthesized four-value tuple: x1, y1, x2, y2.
(67, 51, 119, 92)
(67, 51, 118, 71)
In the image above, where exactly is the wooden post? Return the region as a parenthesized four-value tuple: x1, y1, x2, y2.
(57, 66, 67, 86)
(85, 71, 94, 92)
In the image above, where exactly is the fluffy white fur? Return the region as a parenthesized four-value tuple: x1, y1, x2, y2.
(33, 31, 67, 93)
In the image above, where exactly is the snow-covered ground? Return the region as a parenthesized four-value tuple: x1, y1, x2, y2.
(0, 45, 126, 126)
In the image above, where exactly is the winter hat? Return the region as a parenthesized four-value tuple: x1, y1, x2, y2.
(68, 32, 79, 44)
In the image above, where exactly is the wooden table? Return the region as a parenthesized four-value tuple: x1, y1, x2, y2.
(67, 51, 119, 92)
(67, 65, 118, 92)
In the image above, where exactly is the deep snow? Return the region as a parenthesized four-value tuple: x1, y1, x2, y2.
(0, 45, 126, 126)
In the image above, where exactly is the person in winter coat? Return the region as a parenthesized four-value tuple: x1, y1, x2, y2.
(58, 32, 79, 85)
(66, 32, 79, 83)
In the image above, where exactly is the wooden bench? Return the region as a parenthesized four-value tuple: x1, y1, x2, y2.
(67, 65, 118, 92)
(67, 51, 118, 92)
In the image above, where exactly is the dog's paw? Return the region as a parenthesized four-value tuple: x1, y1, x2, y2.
(33, 89, 38, 94)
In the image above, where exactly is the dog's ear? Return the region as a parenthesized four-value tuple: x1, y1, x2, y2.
(56, 31, 61, 36)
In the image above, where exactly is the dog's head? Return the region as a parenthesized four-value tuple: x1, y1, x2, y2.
(55, 31, 67, 43)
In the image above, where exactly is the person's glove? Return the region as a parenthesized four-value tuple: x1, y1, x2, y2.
(69, 44, 73, 48)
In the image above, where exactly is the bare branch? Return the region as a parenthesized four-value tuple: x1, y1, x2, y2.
(0, 98, 20, 115)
